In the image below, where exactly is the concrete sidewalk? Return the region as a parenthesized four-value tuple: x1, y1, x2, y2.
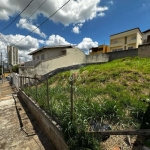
(0, 81, 56, 150)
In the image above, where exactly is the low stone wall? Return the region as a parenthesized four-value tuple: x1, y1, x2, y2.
(138, 43, 150, 58)
(107, 49, 138, 61)
(17, 90, 68, 150)
(86, 53, 109, 63)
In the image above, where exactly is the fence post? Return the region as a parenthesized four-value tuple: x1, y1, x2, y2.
(46, 77, 50, 111)
(36, 79, 38, 102)
(23, 76, 24, 89)
(20, 76, 22, 89)
(28, 77, 30, 96)
(70, 77, 74, 122)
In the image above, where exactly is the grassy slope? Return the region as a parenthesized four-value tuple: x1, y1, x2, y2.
(49, 57, 150, 125)
(24, 57, 150, 149)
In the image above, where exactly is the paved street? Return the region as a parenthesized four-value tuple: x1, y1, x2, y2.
(0, 81, 56, 150)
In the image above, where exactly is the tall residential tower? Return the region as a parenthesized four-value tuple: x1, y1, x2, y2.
(7, 46, 19, 66)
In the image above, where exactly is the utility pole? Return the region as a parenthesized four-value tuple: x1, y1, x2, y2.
(1, 53, 3, 83)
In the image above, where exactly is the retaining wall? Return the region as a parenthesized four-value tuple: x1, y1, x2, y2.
(138, 43, 150, 58)
(107, 49, 138, 61)
(17, 90, 68, 150)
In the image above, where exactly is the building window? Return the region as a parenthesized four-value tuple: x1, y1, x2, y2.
(131, 36, 136, 40)
(98, 48, 103, 51)
(41, 54, 44, 60)
(37, 56, 39, 60)
(62, 49, 66, 55)
(113, 40, 117, 44)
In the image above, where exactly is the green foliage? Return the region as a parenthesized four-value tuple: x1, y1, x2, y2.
(12, 64, 19, 73)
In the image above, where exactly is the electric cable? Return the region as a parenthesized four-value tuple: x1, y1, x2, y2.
(0, 0, 34, 32)
(0, 34, 9, 46)
(11, 0, 47, 35)
(13, 0, 71, 46)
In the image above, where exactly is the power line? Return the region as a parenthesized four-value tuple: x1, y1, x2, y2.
(12, 0, 47, 35)
(14, 0, 71, 46)
(0, 34, 9, 47)
(0, 0, 34, 32)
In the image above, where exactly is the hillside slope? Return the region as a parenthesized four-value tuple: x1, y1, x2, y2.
(24, 57, 150, 149)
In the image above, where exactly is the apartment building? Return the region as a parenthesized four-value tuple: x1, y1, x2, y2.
(90, 44, 110, 54)
(142, 29, 150, 44)
(7, 46, 19, 66)
(110, 28, 142, 52)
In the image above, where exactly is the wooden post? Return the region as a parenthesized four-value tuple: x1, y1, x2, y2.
(70, 77, 74, 121)
(28, 77, 30, 96)
(25, 77, 26, 85)
(20, 76, 22, 89)
(46, 78, 50, 111)
(23, 76, 24, 88)
(87, 129, 150, 135)
(35, 79, 37, 101)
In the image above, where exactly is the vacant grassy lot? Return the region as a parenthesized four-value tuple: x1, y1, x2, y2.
(24, 57, 150, 149)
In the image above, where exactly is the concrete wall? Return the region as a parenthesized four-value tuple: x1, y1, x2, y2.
(107, 48, 138, 61)
(86, 53, 109, 63)
(17, 90, 68, 150)
(19, 48, 86, 77)
(138, 43, 150, 58)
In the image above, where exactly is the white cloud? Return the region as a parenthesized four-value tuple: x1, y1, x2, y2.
(0, 0, 109, 26)
(98, 12, 105, 17)
(78, 23, 83, 27)
(46, 35, 70, 45)
(72, 26, 80, 34)
(0, 33, 99, 62)
(72, 23, 83, 34)
(108, 1, 113, 5)
(16, 19, 46, 38)
(77, 37, 98, 54)
(0, 33, 42, 62)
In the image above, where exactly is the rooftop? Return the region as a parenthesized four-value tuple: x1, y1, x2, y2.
(143, 29, 150, 33)
(28, 45, 73, 55)
(110, 27, 142, 37)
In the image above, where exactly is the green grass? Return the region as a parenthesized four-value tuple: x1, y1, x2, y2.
(23, 57, 150, 149)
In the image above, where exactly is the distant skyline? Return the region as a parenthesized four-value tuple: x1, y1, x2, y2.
(0, 0, 150, 62)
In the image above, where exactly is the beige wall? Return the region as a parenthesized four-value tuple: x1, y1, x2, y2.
(32, 48, 65, 60)
(86, 53, 109, 63)
(20, 48, 86, 77)
(136, 32, 142, 47)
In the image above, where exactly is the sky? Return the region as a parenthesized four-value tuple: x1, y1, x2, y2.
(0, 0, 150, 63)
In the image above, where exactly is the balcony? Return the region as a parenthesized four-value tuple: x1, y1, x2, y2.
(127, 39, 136, 44)
(110, 42, 123, 47)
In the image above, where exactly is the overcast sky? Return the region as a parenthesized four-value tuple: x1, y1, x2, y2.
(0, 0, 150, 62)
